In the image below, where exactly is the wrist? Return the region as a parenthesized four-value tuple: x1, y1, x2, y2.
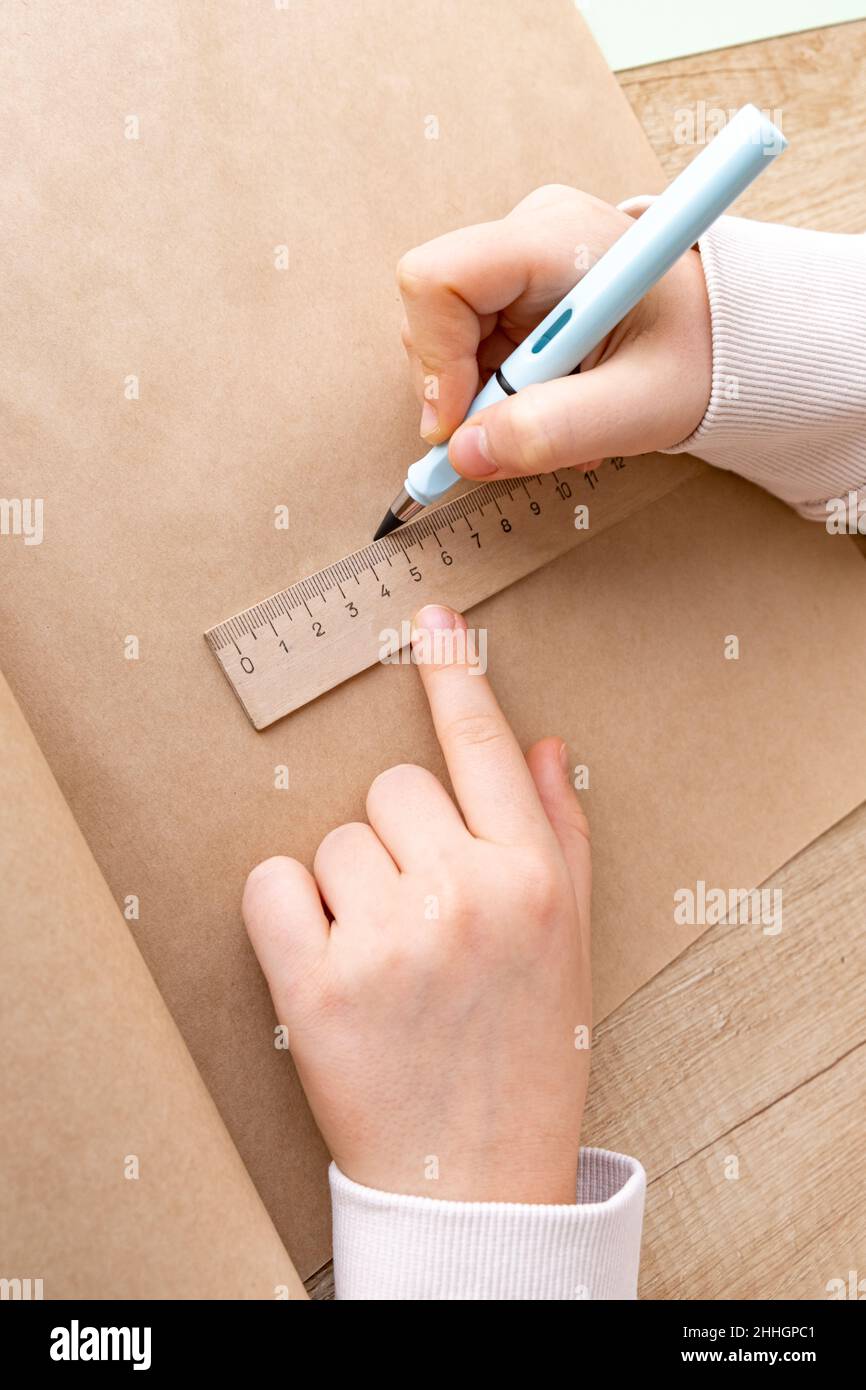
(676, 246, 713, 437)
(332, 1141, 582, 1206)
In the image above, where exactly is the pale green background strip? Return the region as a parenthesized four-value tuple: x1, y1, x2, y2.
(576, 0, 866, 71)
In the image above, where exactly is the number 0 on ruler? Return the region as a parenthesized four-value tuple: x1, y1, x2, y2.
(204, 458, 671, 729)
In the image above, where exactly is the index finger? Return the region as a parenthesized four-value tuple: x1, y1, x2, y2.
(410, 604, 552, 846)
(397, 219, 530, 441)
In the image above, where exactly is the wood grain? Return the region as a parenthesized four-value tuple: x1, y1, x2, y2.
(618, 20, 866, 232)
(583, 800, 866, 1299)
(306, 23, 866, 1299)
(306, 800, 866, 1302)
(598, 21, 866, 1301)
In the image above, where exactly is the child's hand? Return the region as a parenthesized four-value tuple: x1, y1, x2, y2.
(398, 184, 712, 479)
(243, 605, 591, 1204)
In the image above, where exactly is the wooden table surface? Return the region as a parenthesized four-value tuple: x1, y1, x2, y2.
(308, 21, 866, 1300)
(613, 20, 866, 1300)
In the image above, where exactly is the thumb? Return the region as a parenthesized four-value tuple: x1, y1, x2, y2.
(525, 738, 591, 929)
(448, 346, 674, 480)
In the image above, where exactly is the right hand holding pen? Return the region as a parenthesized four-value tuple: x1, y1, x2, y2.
(397, 184, 713, 479)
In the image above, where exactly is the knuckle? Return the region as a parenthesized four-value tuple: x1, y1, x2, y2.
(532, 181, 578, 203)
(244, 854, 291, 891)
(242, 855, 295, 917)
(515, 849, 565, 923)
(368, 761, 424, 800)
(314, 961, 353, 1015)
(509, 183, 582, 218)
(396, 249, 432, 299)
(314, 822, 361, 869)
(568, 805, 592, 844)
(366, 763, 429, 817)
(344, 935, 414, 998)
(434, 867, 475, 926)
(443, 711, 506, 754)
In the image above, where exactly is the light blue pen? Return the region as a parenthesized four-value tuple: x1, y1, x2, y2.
(374, 103, 786, 539)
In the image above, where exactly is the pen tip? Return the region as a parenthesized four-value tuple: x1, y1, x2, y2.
(373, 509, 402, 541)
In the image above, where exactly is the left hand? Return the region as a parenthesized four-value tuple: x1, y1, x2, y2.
(243, 604, 592, 1203)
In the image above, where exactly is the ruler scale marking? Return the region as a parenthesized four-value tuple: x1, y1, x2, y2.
(205, 458, 701, 729)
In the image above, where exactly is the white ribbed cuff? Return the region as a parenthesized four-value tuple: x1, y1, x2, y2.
(664, 215, 866, 521)
(329, 1147, 646, 1301)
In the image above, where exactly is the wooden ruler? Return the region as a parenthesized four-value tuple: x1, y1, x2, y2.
(205, 456, 695, 729)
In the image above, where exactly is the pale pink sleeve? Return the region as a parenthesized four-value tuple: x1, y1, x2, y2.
(663, 215, 866, 524)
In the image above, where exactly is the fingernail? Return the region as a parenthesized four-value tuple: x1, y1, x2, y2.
(450, 424, 496, 477)
(413, 604, 459, 633)
(414, 606, 461, 653)
(420, 401, 439, 439)
(559, 741, 572, 776)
